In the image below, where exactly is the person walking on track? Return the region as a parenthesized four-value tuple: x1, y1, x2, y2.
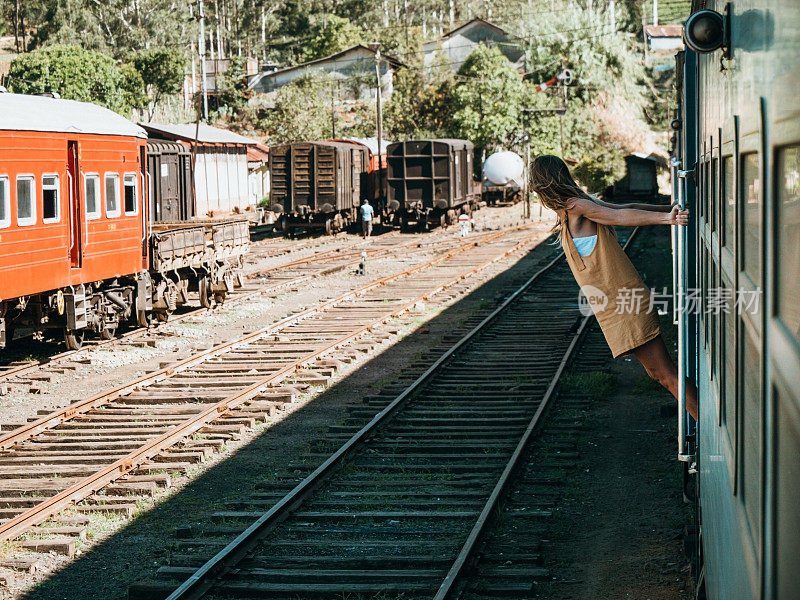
(530, 155, 699, 421)
(360, 199, 374, 238)
(458, 208, 471, 237)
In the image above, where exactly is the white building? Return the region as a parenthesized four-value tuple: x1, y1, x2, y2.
(423, 18, 525, 74)
(247, 45, 401, 102)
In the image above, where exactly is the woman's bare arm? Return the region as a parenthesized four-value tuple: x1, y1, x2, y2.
(591, 197, 674, 213)
(570, 198, 688, 227)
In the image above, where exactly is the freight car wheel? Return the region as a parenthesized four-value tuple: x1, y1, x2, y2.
(198, 276, 213, 309)
(324, 218, 333, 236)
(99, 322, 118, 340)
(64, 329, 85, 351)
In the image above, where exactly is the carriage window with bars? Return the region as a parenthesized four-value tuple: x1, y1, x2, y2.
(123, 173, 138, 215)
(722, 156, 734, 247)
(16, 175, 36, 226)
(741, 153, 761, 282)
(776, 144, 800, 340)
(85, 174, 101, 220)
(0, 176, 9, 228)
(42, 174, 60, 223)
(105, 173, 120, 217)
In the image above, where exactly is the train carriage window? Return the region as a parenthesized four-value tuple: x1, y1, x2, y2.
(104, 173, 120, 218)
(741, 153, 761, 282)
(722, 156, 734, 247)
(16, 175, 36, 226)
(123, 173, 138, 215)
(741, 330, 762, 549)
(84, 173, 101, 220)
(711, 158, 718, 234)
(776, 144, 800, 340)
(42, 174, 60, 224)
(722, 280, 736, 434)
(0, 176, 9, 228)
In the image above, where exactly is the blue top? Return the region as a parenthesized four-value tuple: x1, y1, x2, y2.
(572, 235, 597, 257)
(360, 204, 374, 221)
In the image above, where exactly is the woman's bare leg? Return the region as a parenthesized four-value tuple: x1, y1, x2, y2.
(631, 335, 699, 421)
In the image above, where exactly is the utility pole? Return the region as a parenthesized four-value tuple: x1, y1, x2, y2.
(198, 0, 209, 121)
(373, 43, 385, 206)
(331, 82, 336, 138)
(653, 0, 658, 25)
(642, 0, 648, 63)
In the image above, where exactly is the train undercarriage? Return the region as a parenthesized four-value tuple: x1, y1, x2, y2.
(0, 220, 249, 351)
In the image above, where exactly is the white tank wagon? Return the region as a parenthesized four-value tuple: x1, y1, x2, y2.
(481, 151, 525, 205)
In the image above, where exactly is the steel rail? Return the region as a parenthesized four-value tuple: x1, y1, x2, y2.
(0, 226, 539, 543)
(0, 227, 519, 386)
(433, 226, 642, 599)
(160, 228, 583, 600)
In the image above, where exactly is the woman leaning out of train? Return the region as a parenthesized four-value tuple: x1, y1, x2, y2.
(530, 155, 699, 421)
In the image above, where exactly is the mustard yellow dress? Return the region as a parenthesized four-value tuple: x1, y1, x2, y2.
(560, 218, 661, 357)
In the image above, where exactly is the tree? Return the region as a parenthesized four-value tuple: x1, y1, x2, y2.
(7, 44, 136, 114)
(214, 55, 252, 117)
(130, 47, 185, 120)
(449, 44, 525, 157)
(302, 14, 365, 61)
(258, 75, 338, 144)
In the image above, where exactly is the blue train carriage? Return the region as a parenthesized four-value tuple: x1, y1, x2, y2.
(673, 2, 799, 599)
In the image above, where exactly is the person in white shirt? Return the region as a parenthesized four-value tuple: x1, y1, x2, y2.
(360, 199, 374, 238)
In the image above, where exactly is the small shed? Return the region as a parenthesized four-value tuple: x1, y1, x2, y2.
(613, 154, 664, 199)
(247, 143, 270, 205)
(141, 123, 257, 217)
(423, 18, 525, 74)
(645, 25, 684, 52)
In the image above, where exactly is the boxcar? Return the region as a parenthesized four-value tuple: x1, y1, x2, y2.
(146, 140, 194, 222)
(268, 141, 370, 235)
(386, 139, 478, 230)
(672, 2, 800, 599)
(0, 94, 148, 349)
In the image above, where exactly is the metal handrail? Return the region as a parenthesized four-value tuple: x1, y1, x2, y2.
(676, 167, 694, 462)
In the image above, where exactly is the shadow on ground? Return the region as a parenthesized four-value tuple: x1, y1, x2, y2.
(19, 234, 573, 600)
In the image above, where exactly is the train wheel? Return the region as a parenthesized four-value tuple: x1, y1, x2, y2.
(99, 322, 118, 341)
(64, 328, 85, 350)
(279, 215, 288, 234)
(198, 276, 213, 309)
(324, 218, 333, 236)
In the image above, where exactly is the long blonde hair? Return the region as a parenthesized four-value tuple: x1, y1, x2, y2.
(530, 155, 594, 234)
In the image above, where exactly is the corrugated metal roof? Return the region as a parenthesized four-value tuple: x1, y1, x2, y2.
(141, 122, 258, 145)
(645, 25, 683, 37)
(247, 143, 270, 162)
(0, 93, 147, 138)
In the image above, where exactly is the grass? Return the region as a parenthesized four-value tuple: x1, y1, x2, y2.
(560, 370, 617, 401)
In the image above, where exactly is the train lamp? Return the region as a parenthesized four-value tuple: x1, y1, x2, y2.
(683, 7, 731, 57)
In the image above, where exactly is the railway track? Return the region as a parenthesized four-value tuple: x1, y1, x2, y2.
(0, 226, 524, 386)
(126, 228, 641, 600)
(0, 225, 545, 555)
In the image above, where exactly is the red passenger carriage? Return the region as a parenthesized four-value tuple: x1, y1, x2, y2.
(0, 94, 149, 348)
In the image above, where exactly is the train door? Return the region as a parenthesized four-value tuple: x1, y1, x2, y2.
(160, 152, 181, 221)
(67, 140, 82, 268)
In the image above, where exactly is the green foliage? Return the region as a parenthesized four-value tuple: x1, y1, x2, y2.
(8, 44, 135, 114)
(214, 56, 251, 115)
(303, 15, 365, 61)
(258, 75, 336, 144)
(118, 62, 148, 111)
(131, 48, 185, 99)
(384, 66, 453, 140)
(450, 44, 524, 154)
